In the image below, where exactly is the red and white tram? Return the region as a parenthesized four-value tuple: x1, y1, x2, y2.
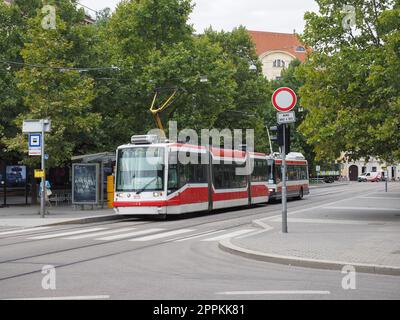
(113, 135, 270, 216)
(266, 152, 310, 201)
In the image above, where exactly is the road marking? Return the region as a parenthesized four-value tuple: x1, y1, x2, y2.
(63, 227, 137, 240)
(96, 228, 164, 241)
(0, 227, 52, 236)
(130, 229, 194, 242)
(235, 229, 270, 239)
(323, 206, 400, 212)
(269, 217, 392, 225)
(216, 291, 331, 295)
(358, 197, 400, 200)
(28, 228, 107, 240)
(254, 190, 381, 226)
(171, 230, 226, 242)
(4, 295, 110, 300)
(202, 229, 254, 242)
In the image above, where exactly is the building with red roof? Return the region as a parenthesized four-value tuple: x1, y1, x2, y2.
(248, 30, 308, 80)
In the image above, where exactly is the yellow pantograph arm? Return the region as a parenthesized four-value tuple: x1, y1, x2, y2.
(149, 89, 177, 136)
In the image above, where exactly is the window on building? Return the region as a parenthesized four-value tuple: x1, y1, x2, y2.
(362, 167, 367, 174)
(273, 59, 285, 68)
(295, 46, 306, 52)
(372, 167, 377, 172)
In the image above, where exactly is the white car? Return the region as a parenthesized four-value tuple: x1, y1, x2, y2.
(358, 172, 381, 182)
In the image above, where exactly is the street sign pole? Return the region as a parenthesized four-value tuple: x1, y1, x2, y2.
(281, 124, 288, 233)
(386, 168, 389, 193)
(271, 87, 297, 234)
(40, 120, 46, 218)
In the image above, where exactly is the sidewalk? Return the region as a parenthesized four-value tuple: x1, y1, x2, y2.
(220, 183, 400, 276)
(0, 205, 121, 230)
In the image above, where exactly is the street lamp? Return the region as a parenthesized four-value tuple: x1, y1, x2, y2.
(249, 63, 257, 72)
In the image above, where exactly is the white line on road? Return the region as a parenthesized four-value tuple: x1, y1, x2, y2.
(216, 291, 331, 295)
(28, 228, 107, 240)
(129, 229, 194, 242)
(358, 197, 400, 200)
(4, 295, 110, 300)
(201, 229, 255, 242)
(254, 190, 383, 226)
(235, 229, 270, 239)
(269, 217, 391, 225)
(63, 227, 137, 240)
(171, 229, 225, 242)
(323, 206, 400, 212)
(0, 227, 52, 236)
(96, 228, 164, 241)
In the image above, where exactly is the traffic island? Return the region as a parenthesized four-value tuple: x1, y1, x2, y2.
(219, 185, 400, 276)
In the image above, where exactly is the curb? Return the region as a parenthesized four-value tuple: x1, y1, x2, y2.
(218, 238, 400, 276)
(40, 214, 127, 226)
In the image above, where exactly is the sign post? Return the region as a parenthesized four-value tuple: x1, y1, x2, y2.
(271, 87, 297, 234)
(23, 120, 51, 218)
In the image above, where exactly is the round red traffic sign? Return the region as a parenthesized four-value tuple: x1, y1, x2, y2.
(272, 87, 297, 112)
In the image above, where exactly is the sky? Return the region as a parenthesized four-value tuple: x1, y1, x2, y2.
(79, 0, 319, 34)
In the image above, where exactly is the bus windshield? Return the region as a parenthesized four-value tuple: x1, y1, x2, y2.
(116, 147, 165, 192)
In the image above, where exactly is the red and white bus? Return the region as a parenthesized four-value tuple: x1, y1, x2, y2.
(113, 135, 270, 216)
(266, 152, 310, 201)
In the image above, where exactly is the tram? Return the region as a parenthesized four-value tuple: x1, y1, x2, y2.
(267, 152, 310, 201)
(113, 135, 270, 216)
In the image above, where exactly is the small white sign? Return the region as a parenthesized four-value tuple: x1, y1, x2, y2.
(29, 147, 42, 156)
(316, 166, 321, 172)
(23, 120, 51, 133)
(277, 111, 296, 124)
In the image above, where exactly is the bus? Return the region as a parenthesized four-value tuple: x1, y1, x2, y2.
(267, 152, 310, 201)
(113, 135, 270, 216)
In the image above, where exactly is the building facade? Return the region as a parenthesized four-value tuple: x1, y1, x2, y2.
(342, 157, 400, 181)
(248, 30, 307, 80)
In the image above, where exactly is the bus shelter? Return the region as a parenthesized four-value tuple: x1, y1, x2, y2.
(71, 152, 116, 210)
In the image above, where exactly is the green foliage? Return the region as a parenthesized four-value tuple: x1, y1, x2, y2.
(297, 0, 400, 163)
(3, 0, 100, 167)
(272, 59, 317, 169)
(204, 27, 273, 153)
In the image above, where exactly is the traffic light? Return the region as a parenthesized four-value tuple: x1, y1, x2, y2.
(270, 124, 290, 154)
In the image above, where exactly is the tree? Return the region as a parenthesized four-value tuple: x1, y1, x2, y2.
(0, 0, 43, 163)
(297, 0, 399, 163)
(4, 0, 101, 167)
(202, 27, 274, 152)
(273, 59, 317, 168)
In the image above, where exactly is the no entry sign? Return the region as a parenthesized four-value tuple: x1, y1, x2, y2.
(272, 87, 297, 112)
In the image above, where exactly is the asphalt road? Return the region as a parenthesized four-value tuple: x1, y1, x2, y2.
(0, 182, 399, 300)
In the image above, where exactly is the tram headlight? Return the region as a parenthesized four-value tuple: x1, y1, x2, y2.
(269, 188, 275, 192)
(153, 192, 163, 197)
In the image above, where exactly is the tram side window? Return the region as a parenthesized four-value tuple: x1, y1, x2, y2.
(275, 165, 282, 184)
(251, 159, 269, 182)
(168, 152, 179, 193)
(298, 165, 308, 180)
(286, 165, 308, 181)
(177, 153, 207, 187)
(213, 162, 247, 189)
(287, 165, 297, 181)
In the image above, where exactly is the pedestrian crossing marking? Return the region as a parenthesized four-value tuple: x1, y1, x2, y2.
(172, 230, 226, 242)
(129, 229, 194, 242)
(63, 227, 137, 240)
(95, 228, 164, 241)
(201, 229, 255, 242)
(28, 227, 107, 240)
(0, 227, 53, 237)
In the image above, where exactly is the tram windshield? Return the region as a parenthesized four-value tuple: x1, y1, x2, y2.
(116, 147, 165, 193)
